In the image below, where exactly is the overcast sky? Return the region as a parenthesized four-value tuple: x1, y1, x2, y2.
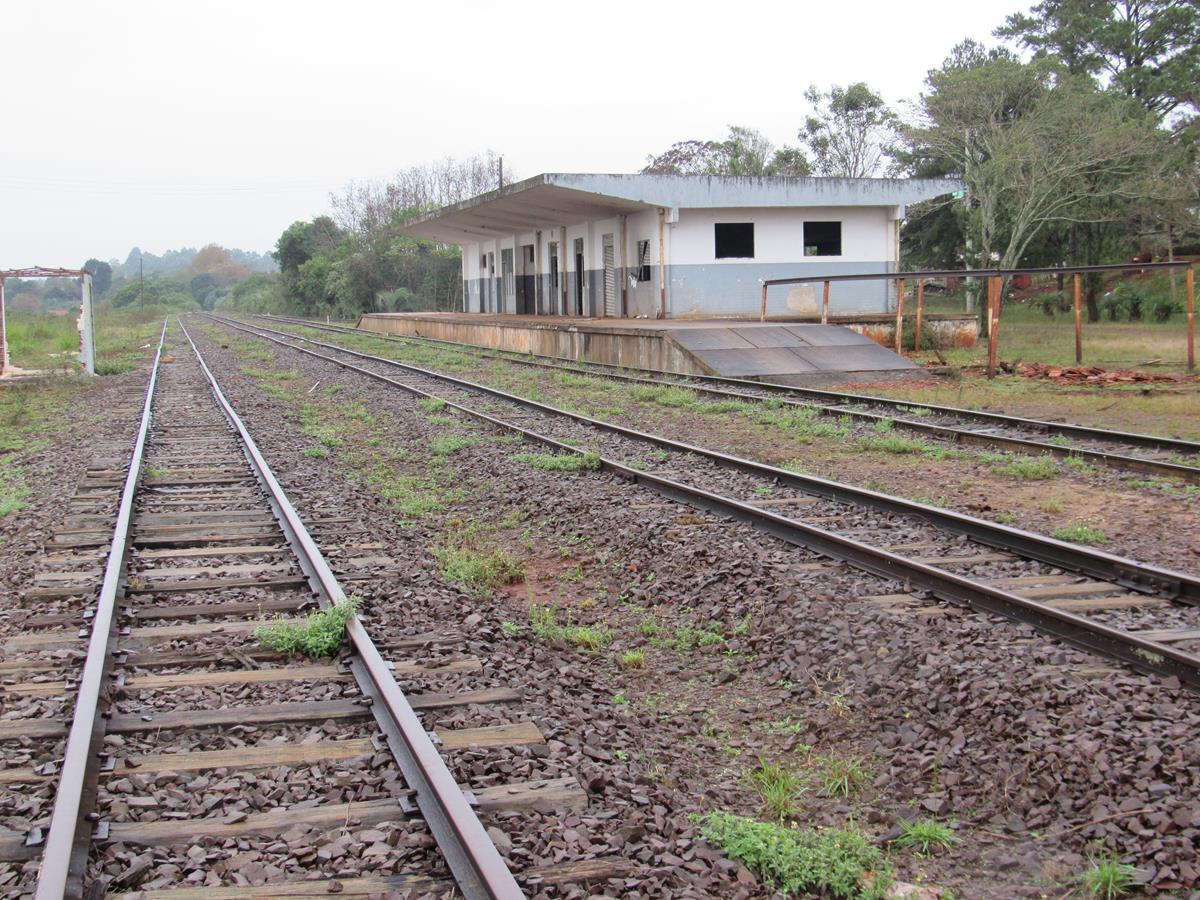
(1, 0, 1023, 267)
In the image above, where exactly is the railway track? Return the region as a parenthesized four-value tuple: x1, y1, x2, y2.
(0, 320, 569, 898)
(258, 313, 1200, 484)
(210, 313, 1200, 691)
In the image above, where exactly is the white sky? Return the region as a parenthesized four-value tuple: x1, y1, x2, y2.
(1, 0, 1022, 266)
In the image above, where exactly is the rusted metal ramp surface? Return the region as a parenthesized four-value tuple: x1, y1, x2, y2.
(664, 323, 918, 381)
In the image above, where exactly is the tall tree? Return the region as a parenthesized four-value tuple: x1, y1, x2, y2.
(643, 127, 809, 176)
(800, 83, 898, 177)
(997, 0, 1200, 119)
(82, 258, 112, 295)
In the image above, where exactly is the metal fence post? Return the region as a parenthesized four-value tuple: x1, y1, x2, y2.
(1073, 272, 1083, 364)
(986, 276, 1001, 378)
(914, 280, 925, 352)
(1187, 267, 1195, 372)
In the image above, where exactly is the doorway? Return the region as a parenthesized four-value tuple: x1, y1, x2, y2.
(517, 244, 534, 315)
(548, 242, 559, 316)
(573, 238, 585, 316)
(601, 233, 616, 318)
(501, 248, 515, 314)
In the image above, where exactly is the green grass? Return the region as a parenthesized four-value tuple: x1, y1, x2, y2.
(748, 758, 807, 821)
(255, 599, 357, 658)
(671, 625, 724, 651)
(1053, 523, 1107, 544)
(514, 450, 601, 472)
(302, 446, 329, 459)
(999, 455, 1059, 480)
(891, 819, 956, 856)
(419, 396, 448, 413)
(429, 434, 480, 455)
(3, 311, 81, 369)
(1079, 859, 1138, 899)
(0, 458, 30, 517)
(814, 755, 870, 798)
(697, 811, 892, 899)
(241, 366, 302, 381)
(618, 649, 647, 669)
(435, 545, 524, 593)
(529, 603, 613, 650)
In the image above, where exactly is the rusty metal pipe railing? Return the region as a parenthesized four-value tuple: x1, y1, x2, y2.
(35, 321, 168, 900)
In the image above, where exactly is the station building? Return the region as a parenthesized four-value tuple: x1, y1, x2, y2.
(397, 173, 960, 319)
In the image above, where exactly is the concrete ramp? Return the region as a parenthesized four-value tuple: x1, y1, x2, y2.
(665, 324, 917, 382)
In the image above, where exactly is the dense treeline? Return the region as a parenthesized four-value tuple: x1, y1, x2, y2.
(226, 1, 1197, 322)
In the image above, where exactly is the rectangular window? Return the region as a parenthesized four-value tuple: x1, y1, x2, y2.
(636, 240, 652, 281)
(714, 222, 754, 259)
(804, 221, 842, 256)
(480, 255, 487, 271)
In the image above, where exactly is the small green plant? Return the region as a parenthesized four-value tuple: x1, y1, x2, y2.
(672, 625, 724, 651)
(637, 615, 662, 638)
(856, 420, 929, 455)
(529, 603, 612, 650)
(612, 691, 629, 705)
(302, 446, 329, 459)
(514, 450, 601, 472)
(748, 758, 807, 821)
(760, 716, 806, 736)
(255, 599, 357, 658)
(500, 620, 522, 636)
(619, 648, 647, 669)
(420, 396, 447, 413)
(614, 749, 629, 761)
(1063, 454, 1097, 476)
(1000, 456, 1059, 480)
(1079, 859, 1138, 899)
(1041, 498, 1063, 513)
(994, 511, 1017, 525)
(814, 754, 869, 798)
(1053, 523, 1107, 545)
(429, 434, 479, 455)
(891, 819, 956, 856)
(697, 811, 892, 899)
(435, 546, 524, 592)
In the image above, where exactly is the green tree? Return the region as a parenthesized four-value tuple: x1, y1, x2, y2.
(997, 0, 1200, 118)
(801, 82, 898, 177)
(82, 258, 112, 296)
(643, 127, 809, 176)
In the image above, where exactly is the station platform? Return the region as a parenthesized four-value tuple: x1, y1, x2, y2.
(357, 313, 934, 383)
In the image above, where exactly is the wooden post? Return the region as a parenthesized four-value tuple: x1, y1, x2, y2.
(1073, 272, 1083, 364)
(914, 280, 925, 352)
(821, 280, 830, 325)
(894, 278, 906, 354)
(1187, 266, 1195, 371)
(760, 283, 768, 323)
(986, 276, 1001, 379)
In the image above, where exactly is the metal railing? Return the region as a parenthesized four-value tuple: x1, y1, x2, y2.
(759, 261, 1197, 376)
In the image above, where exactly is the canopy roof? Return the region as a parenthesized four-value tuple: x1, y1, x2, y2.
(398, 173, 962, 244)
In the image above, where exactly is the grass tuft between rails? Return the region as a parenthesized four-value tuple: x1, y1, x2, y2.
(255, 598, 357, 658)
(1079, 858, 1139, 899)
(515, 450, 601, 472)
(1053, 523, 1108, 545)
(696, 811, 893, 899)
(436, 545, 524, 593)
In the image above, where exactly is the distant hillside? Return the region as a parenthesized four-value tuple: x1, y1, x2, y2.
(113, 246, 277, 279)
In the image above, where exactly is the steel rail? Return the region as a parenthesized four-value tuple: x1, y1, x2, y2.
(263, 314, 1200, 456)
(35, 321, 168, 900)
(215, 314, 1200, 606)
(177, 319, 521, 900)
(257, 314, 1200, 482)
(203, 316, 1200, 689)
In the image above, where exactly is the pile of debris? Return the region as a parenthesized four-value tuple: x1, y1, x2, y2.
(1015, 362, 1196, 384)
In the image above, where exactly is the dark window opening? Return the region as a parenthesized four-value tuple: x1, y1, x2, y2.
(636, 240, 652, 281)
(804, 221, 842, 256)
(714, 222, 754, 259)
(480, 255, 487, 271)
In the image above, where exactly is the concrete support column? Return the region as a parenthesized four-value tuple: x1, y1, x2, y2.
(0, 279, 7, 376)
(78, 274, 96, 375)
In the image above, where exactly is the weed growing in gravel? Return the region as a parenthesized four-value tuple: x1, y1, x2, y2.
(500, 620, 522, 636)
(618, 649, 647, 669)
(1079, 859, 1138, 899)
(748, 758, 807, 821)
(0, 458, 30, 518)
(1053, 523, 1107, 545)
(978, 451, 1008, 464)
(514, 450, 601, 472)
(436, 546, 524, 593)
(1047, 434, 1072, 447)
(670, 625, 724, 651)
(529, 603, 613, 650)
(612, 691, 629, 705)
(892, 819, 956, 856)
(1041, 498, 1063, 513)
(759, 716, 807, 736)
(255, 599, 357, 658)
(241, 366, 303, 382)
(994, 511, 1017, 525)
(696, 811, 893, 899)
(302, 447, 329, 459)
(999, 455, 1059, 480)
(636, 616, 662, 638)
(856, 420, 929, 455)
(419, 397, 447, 413)
(429, 435, 480, 455)
(1063, 454, 1097, 476)
(814, 755, 870, 798)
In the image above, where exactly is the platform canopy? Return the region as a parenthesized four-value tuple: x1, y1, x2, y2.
(398, 173, 963, 244)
